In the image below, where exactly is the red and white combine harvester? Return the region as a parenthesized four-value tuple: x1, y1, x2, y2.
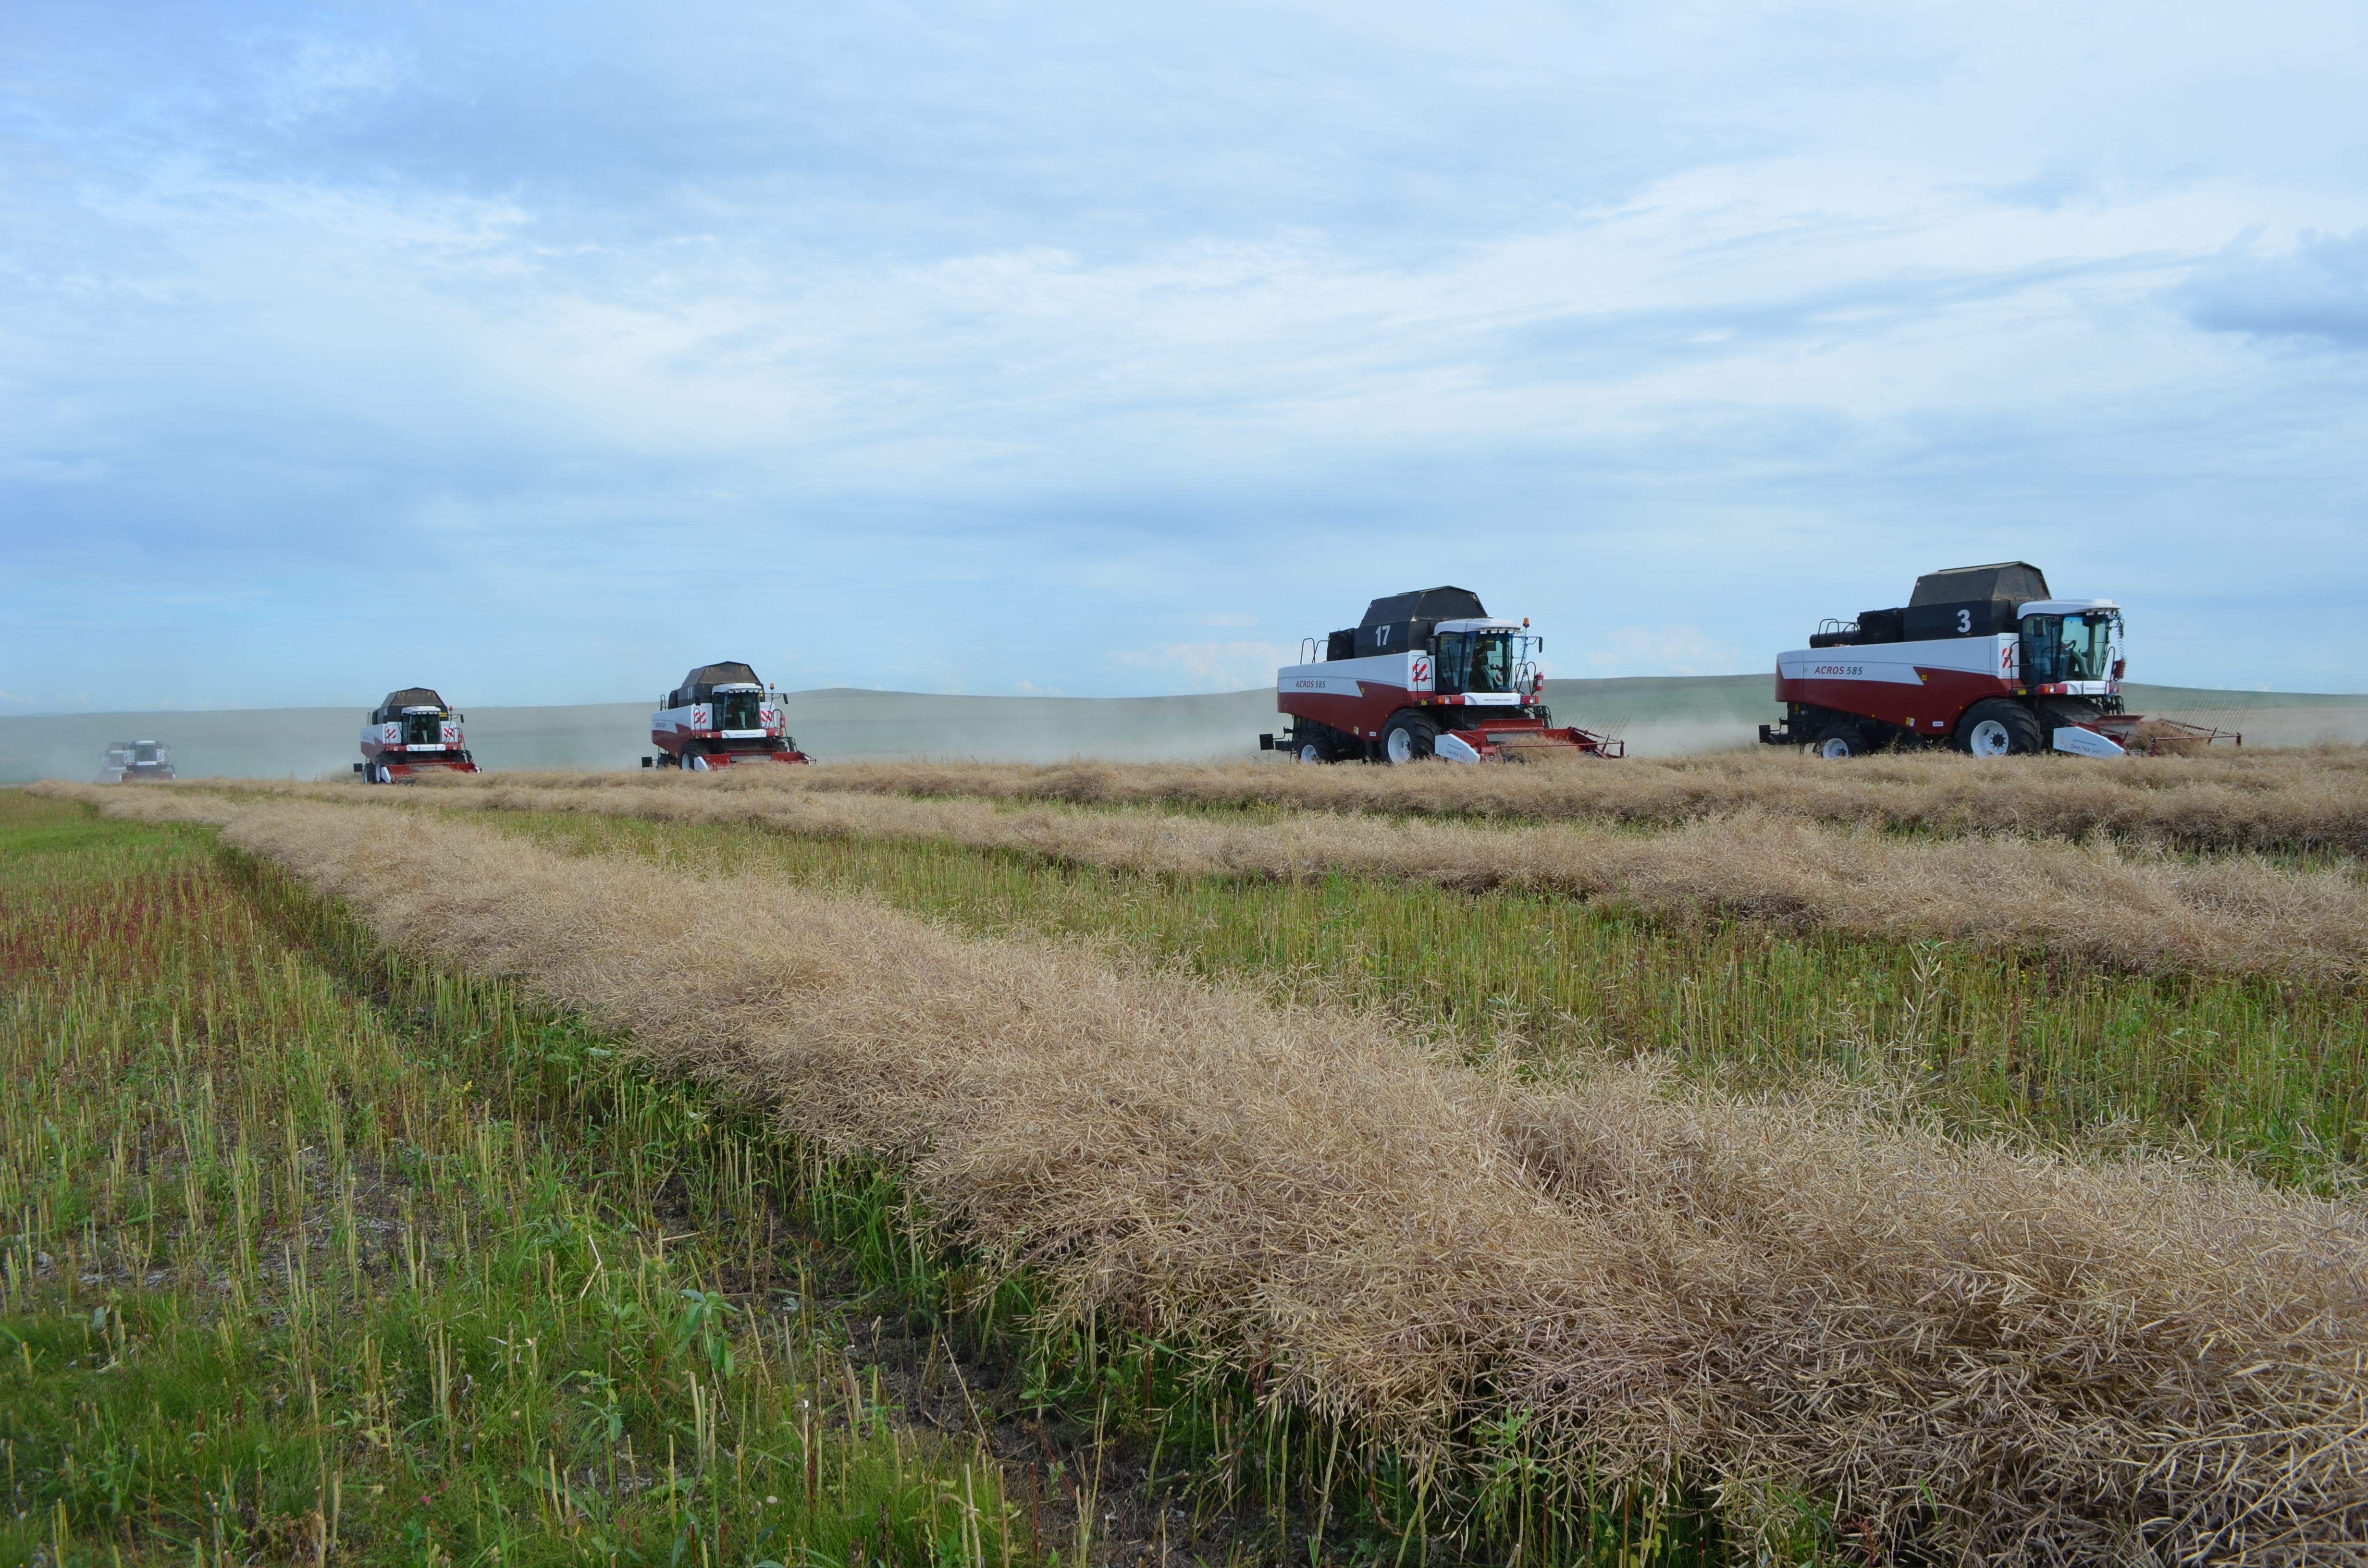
(1759, 561, 2238, 759)
(356, 689, 478, 783)
(1267, 587, 1621, 763)
(644, 662, 810, 770)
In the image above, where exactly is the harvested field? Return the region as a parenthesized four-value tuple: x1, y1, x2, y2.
(156, 773, 2368, 981)
(0, 792, 1027, 1566)
(58, 784, 2368, 1564)
(763, 746, 2368, 856)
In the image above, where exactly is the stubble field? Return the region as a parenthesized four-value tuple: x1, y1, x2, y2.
(10, 746, 2368, 1565)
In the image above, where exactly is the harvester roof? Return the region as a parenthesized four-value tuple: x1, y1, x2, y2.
(1361, 587, 1486, 627)
(681, 662, 761, 690)
(669, 662, 767, 707)
(373, 689, 449, 722)
(1909, 563, 2049, 608)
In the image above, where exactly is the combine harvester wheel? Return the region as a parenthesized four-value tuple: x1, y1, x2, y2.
(1382, 712, 1438, 764)
(1815, 727, 1866, 759)
(1956, 699, 2042, 757)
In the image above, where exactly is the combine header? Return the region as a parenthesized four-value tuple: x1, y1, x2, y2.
(644, 662, 809, 770)
(358, 689, 478, 782)
(1268, 587, 1620, 763)
(100, 740, 175, 782)
(1759, 561, 2239, 758)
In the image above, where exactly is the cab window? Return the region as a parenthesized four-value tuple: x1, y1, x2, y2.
(2022, 613, 2119, 684)
(1435, 633, 1469, 693)
(1433, 632, 1516, 694)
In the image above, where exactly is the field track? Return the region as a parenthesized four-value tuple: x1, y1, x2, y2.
(133, 771, 2368, 980)
(54, 782, 2368, 1563)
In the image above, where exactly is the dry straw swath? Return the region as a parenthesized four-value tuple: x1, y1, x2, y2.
(774, 746, 2368, 856)
(291, 770, 2368, 980)
(62, 784, 2368, 1563)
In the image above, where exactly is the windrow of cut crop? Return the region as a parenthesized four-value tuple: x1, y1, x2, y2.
(485, 796, 2368, 1191)
(62, 783, 2368, 1564)
(672, 746, 2368, 855)
(230, 772, 2368, 981)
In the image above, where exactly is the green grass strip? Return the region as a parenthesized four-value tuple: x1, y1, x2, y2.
(0, 792, 1022, 1567)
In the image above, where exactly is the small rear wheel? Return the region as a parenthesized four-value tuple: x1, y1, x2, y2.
(1955, 699, 2041, 757)
(1381, 711, 1438, 765)
(1812, 725, 1865, 760)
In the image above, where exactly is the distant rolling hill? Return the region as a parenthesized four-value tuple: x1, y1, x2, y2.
(3, 679, 2362, 783)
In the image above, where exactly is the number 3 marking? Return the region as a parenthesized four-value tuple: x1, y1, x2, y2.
(1957, 609, 1972, 634)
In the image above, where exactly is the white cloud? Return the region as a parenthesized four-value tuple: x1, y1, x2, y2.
(2177, 228, 2368, 348)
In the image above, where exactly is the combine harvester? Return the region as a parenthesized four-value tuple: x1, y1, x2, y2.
(1268, 587, 1621, 763)
(99, 740, 175, 782)
(644, 662, 810, 770)
(356, 689, 479, 782)
(1759, 561, 2238, 758)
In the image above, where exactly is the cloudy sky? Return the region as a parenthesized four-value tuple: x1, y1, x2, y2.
(4, 0, 2363, 711)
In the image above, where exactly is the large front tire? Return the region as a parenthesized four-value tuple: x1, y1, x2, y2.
(1381, 711, 1438, 765)
(1955, 699, 2042, 757)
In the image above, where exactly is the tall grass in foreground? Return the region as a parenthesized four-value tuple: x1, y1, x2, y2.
(503, 810, 2368, 1190)
(0, 795, 1024, 1566)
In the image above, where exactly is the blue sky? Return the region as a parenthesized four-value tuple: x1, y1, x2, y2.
(4, 0, 2364, 711)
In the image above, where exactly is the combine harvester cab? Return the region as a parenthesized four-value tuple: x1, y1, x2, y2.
(100, 739, 175, 783)
(1268, 586, 1621, 764)
(1759, 561, 2239, 759)
(357, 689, 479, 783)
(645, 662, 810, 770)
